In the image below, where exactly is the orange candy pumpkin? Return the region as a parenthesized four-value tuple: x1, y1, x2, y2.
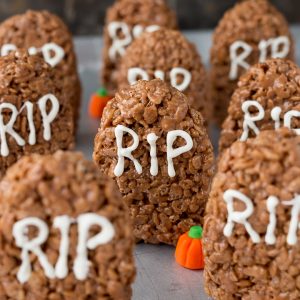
(175, 226, 204, 270)
(88, 88, 112, 118)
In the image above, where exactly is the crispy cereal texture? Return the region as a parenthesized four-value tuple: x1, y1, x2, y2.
(0, 151, 135, 300)
(219, 58, 300, 153)
(101, 0, 177, 93)
(210, 0, 294, 126)
(0, 10, 81, 124)
(93, 79, 214, 245)
(0, 50, 74, 178)
(204, 128, 300, 300)
(117, 28, 211, 122)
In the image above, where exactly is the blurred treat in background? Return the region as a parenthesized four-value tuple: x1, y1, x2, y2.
(0, 0, 298, 35)
(101, 0, 177, 94)
(116, 28, 211, 121)
(0, 10, 81, 127)
(210, 0, 294, 127)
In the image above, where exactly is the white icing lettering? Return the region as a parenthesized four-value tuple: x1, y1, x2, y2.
(38, 94, 60, 141)
(240, 101, 300, 140)
(0, 94, 60, 156)
(229, 41, 252, 80)
(127, 67, 192, 91)
(53, 215, 73, 279)
(223, 190, 300, 246)
(230, 36, 290, 80)
(41, 43, 65, 67)
(283, 195, 300, 245)
(154, 70, 164, 80)
(170, 67, 192, 91)
(166, 130, 193, 177)
(0, 103, 26, 157)
(271, 36, 290, 60)
(147, 132, 159, 176)
(1, 44, 17, 56)
(114, 125, 142, 176)
(13, 214, 115, 283)
(1, 43, 65, 67)
(284, 110, 300, 135)
(13, 217, 55, 283)
(108, 22, 132, 61)
(108, 22, 160, 61)
(73, 213, 115, 280)
(223, 189, 260, 243)
(265, 196, 279, 245)
(128, 67, 149, 85)
(240, 100, 265, 141)
(271, 106, 282, 130)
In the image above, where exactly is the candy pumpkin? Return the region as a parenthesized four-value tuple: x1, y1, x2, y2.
(175, 225, 204, 270)
(88, 88, 112, 118)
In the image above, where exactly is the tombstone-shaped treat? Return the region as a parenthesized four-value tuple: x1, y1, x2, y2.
(0, 10, 81, 124)
(204, 128, 300, 299)
(219, 58, 300, 153)
(210, 0, 294, 126)
(117, 28, 211, 122)
(0, 151, 135, 299)
(93, 79, 214, 245)
(0, 50, 74, 177)
(102, 0, 177, 94)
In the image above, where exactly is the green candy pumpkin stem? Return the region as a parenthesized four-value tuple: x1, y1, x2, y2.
(188, 225, 203, 239)
(96, 87, 108, 97)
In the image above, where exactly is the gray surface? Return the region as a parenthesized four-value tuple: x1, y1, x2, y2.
(73, 27, 300, 300)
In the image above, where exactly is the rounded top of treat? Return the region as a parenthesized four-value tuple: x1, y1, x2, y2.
(0, 50, 62, 100)
(0, 50, 54, 88)
(106, 0, 177, 28)
(0, 10, 72, 41)
(101, 78, 199, 131)
(0, 150, 125, 217)
(212, 0, 292, 51)
(219, 58, 300, 152)
(117, 28, 210, 115)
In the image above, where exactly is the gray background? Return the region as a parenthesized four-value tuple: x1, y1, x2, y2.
(0, 0, 299, 34)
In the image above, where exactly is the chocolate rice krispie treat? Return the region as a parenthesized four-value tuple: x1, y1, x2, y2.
(102, 0, 177, 94)
(0, 151, 135, 300)
(0, 10, 81, 124)
(0, 50, 74, 177)
(210, 0, 294, 126)
(219, 58, 300, 153)
(93, 79, 214, 245)
(204, 128, 300, 300)
(117, 28, 211, 122)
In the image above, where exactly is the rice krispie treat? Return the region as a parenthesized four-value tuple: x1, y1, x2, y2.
(0, 10, 81, 124)
(102, 0, 177, 94)
(0, 50, 74, 178)
(117, 28, 211, 122)
(204, 128, 300, 300)
(219, 58, 300, 153)
(210, 0, 294, 126)
(93, 79, 214, 245)
(0, 151, 135, 300)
